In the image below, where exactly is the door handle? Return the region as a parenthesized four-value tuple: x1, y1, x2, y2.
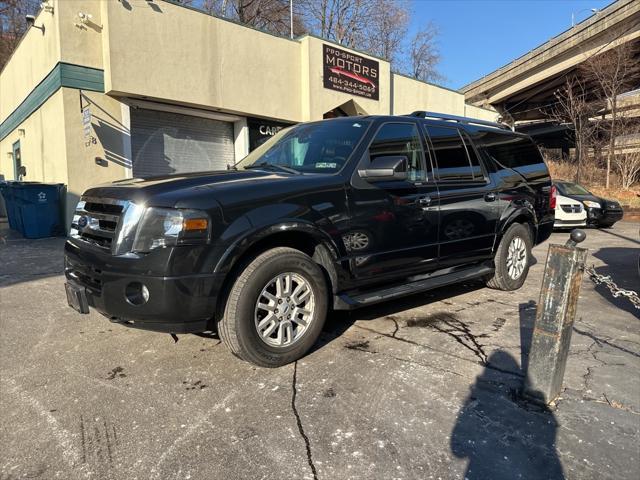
(484, 192, 497, 202)
(417, 196, 432, 207)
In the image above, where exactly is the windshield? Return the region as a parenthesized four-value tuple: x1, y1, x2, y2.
(557, 182, 591, 196)
(235, 120, 371, 173)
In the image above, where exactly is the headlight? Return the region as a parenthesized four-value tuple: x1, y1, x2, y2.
(132, 208, 210, 253)
(583, 200, 601, 209)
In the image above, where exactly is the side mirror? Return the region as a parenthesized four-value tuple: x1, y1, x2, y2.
(359, 155, 408, 182)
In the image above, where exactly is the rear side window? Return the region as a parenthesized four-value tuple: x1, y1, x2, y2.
(425, 125, 483, 181)
(477, 132, 544, 169)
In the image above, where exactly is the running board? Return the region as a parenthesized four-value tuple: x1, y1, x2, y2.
(334, 264, 494, 310)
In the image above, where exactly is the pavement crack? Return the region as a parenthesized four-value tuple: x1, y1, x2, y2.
(345, 342, 463, 377)
(291, 361, 318, 480)
(354, 324, 523, 378)
(573, 326, 640, 359)
(355, 324, 488, 368)
(427, 316, 488, 364)
(389, 316, 399, 338)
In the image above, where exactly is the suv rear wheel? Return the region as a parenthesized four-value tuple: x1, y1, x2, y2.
(218, 247, 328, 367)
(486, 223, 532, 291)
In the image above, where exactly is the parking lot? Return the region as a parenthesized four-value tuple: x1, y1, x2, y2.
(1, 221, 638, 480)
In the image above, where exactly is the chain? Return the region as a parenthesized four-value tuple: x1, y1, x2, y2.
(585, 265, 640, 310)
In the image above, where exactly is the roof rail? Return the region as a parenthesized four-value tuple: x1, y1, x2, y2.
(407, 111, 510, 130)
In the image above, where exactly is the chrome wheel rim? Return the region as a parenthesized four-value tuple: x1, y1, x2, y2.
(254, 272, 315, 348)
(506, 236, 527, 280)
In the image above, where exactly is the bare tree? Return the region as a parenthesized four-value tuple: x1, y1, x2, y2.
(0, 0, 39, 70)
(198, 0, 304, 37)
(407, 22, 441, 83)
(581, 39, 640, 188)
(299, 0, 374, 49)
(612, 117, 640, 190)
(546, 76, 599, 183)
(174, 1, 441, 81)
(359, 0, 409, 68)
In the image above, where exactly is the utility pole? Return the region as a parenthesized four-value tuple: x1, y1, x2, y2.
(290, 0, 293, 39)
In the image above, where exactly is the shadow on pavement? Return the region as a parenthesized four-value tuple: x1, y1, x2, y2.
(315, 279, 488, 352)
(590, 247, 640, 318)
(519, 300, 537, 372)
(0, 225, 66, 287)
(451, 350, 565, 480)
(594, 225, 640, 246)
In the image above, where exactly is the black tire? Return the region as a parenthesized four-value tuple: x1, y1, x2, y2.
(486, 223, 532, 291)
(218, 247, 328, 367)
(598, 222, 615, 229)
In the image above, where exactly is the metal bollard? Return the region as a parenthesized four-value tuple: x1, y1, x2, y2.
(523, 229, 588, 405)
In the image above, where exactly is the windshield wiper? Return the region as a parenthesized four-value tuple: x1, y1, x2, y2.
(244, 163, 302, 175)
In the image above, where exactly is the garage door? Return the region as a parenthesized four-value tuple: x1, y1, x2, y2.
(131, 109, 235, 178)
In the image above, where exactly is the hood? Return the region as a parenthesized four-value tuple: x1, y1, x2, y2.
(560, 193, 622, 209)
(559, 193, 601, 204)
(82, 169, 340, 209)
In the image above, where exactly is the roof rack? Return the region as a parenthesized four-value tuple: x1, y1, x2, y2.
(407, 111, 511, 130)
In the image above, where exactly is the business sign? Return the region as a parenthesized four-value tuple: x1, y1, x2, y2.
(323, 44, 379, 100)
(248, 118, 294, 151)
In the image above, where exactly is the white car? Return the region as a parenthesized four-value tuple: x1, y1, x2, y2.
(554, 194, 587, 228)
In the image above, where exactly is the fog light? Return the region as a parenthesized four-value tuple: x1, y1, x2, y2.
(125, 282, 149, 306)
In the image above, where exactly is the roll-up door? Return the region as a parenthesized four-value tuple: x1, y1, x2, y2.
(131, 108, 235, 178)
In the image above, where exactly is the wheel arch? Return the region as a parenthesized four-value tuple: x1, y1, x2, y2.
(213, 223, 342, 322)
(496, 208, 537, 251)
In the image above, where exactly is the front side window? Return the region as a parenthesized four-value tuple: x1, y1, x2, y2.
(235, 120, 370, 174)
(426, 125, 477, 181)
(368, 123, 426, 182)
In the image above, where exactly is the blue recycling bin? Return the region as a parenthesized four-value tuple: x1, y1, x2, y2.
(0, 182, 21, 231)
(15, 183, 65, 238)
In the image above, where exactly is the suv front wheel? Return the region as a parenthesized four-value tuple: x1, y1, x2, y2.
(218, 247, 328, 367)
(486, 223, 532, 291)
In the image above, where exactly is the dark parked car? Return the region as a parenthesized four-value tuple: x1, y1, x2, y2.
(554, 181, 624, 228)
(64, 112, 555, 367)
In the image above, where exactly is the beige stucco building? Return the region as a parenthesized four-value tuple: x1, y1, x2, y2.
(0, 0, 496, 225)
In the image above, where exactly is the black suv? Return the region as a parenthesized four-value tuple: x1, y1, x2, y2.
(64, 112, 555, 367)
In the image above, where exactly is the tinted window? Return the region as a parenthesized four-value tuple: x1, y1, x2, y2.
(476, 132, 543, 169)
(236, 120, 370, 173)
(369, 123, 426, 181)
(425, 125, 475, 181)
(460, 130, 484, 179)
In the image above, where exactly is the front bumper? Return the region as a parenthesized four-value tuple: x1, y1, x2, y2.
(553, 218, 586, 228)
(64, 241, 223, 333)
(586, 207, 624, 225)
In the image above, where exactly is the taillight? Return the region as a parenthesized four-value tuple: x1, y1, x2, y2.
(550, 185, 557, 210)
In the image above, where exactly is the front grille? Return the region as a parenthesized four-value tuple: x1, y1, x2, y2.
(560, 204, 582, 214)
(70, 197, 126, 252)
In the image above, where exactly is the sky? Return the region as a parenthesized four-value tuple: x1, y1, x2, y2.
(408, 0, 613, 89)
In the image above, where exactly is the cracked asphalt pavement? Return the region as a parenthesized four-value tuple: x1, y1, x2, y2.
(1, 221, 638, 480)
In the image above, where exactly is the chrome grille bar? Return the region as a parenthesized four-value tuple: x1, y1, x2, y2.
(70, 197, 128, 252)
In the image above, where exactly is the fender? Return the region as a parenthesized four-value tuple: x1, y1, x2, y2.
(213, 219, 343, 276)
